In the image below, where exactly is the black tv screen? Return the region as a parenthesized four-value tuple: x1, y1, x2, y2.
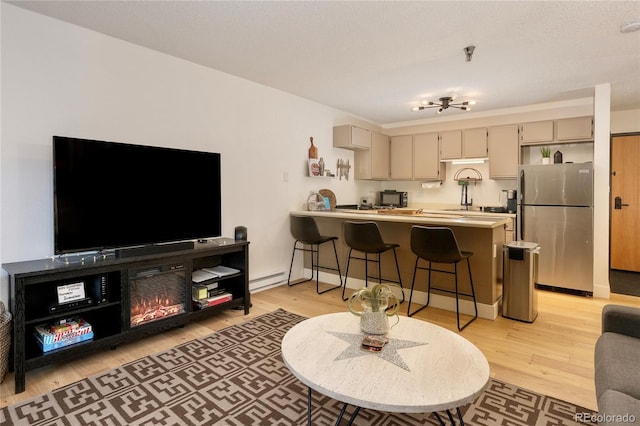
(53, 136, 221, 254)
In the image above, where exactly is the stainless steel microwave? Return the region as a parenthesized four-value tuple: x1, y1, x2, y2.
(378, 191, 408, 207)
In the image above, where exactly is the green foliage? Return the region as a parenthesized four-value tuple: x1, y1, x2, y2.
(346, 283, 400, 316)
(540, 146, 551, 158)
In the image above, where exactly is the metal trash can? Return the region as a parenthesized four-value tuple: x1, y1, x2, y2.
(502, 241, 539, 323)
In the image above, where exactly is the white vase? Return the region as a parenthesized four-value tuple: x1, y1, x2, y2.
(542, 157, 551, 165)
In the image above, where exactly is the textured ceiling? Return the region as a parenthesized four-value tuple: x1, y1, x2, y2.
(8, 0, 640, 125)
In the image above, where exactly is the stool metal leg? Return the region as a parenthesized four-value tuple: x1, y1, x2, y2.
(391, 248, 405, 303)
(342, 248, 354, 301)
(408, 257, 427, 317)
(455, 258, 478, 331)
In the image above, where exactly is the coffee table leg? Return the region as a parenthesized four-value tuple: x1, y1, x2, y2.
(307, 387, 312, 425)
(433, 408, 464, 426)
(336, 403, 361, 426)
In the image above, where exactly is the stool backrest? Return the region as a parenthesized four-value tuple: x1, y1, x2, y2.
(344, 221, 386, 252)
(290, 216, 322, 243)
(410, 226, 464, 263)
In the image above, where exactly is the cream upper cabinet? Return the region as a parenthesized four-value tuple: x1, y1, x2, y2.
(556, 116, 593, 141)
(520, 120, 554, 145)
(333, 125, 371, 150)
(390, 135, 413, 180)
(463, 127, 488, 158)
(414, 132, 446, 180)
(488, 124, 519, 179)
(440, 130, 462, 160)
(355, 132, 390, 180)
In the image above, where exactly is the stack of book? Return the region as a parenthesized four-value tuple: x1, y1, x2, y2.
(193, 288, 233, 310)
(191, 265, 238, 310)
(33, 317, 94, 352)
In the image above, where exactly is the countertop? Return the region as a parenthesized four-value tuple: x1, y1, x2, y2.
(290, 208, 512, 229)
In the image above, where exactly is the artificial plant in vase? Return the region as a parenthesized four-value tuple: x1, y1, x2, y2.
(540, 146, 551, 164)
(347, 283, 400, 335)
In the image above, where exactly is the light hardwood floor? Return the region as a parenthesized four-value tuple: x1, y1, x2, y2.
(1, 283, 638, 411)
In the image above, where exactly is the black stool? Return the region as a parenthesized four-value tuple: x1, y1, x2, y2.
(341, 221, 404, 302)
(287, 216, 342, 294)
(407, 226, 477, 331)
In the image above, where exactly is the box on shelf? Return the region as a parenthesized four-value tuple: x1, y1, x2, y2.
(33, 317, 93, 352)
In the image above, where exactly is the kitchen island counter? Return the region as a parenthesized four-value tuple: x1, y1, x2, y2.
(291, 209, 511, 228)
(289, 209, 509, 320)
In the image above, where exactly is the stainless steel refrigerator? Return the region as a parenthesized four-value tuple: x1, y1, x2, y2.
(518, 163, 593, 294)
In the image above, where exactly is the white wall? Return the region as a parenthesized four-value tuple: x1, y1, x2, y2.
(0, 4, 365, 303)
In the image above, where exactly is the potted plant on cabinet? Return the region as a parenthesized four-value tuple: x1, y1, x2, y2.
(540, 146, 551, 164)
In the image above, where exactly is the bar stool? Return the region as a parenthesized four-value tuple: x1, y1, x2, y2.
(341, 221, 404, 302)
(407, 226, 477, 331)
(287, 216, 343, 294)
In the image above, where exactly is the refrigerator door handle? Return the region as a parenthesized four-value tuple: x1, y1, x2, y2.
(519, 169, 525, 202)
(519, 167, 525, 240)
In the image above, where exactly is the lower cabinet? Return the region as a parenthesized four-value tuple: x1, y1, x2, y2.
(3, 240, 250, 393)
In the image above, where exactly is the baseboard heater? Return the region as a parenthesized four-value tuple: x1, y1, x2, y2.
(250, 270, 287, 291)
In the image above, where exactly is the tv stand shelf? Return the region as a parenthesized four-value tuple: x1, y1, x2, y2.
(2, 238, 250, 394)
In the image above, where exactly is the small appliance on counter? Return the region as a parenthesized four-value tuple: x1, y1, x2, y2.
(500, 189, 517, 213)
(378, 190, 408, 208)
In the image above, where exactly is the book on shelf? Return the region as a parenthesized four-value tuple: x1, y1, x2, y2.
(192, 269, 219, 283)
(201, 265, 240, 277)
(192, 266, 239, 284)
(192, 284, 223, 301)
(193, 291, 233, 310)
(33, 317, 94, 352)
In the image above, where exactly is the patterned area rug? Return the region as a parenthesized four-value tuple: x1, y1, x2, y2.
(1, 309, 597, 425)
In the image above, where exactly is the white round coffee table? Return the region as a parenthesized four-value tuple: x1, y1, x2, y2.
(281, 312, 490, 424)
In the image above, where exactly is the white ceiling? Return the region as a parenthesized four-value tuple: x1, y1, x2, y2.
(8, 0, 640, 125)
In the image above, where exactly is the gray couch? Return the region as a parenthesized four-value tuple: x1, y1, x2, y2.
(594, 304, 640, 425)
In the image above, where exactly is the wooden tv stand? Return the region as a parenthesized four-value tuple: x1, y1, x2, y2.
(2, 238, 250, 394)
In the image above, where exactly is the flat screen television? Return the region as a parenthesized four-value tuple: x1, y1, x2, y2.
(53, 136, 221, 254)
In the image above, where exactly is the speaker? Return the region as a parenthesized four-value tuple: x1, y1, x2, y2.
(234, 226, 247, 241)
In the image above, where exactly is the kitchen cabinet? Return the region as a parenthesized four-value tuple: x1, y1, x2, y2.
(519, 120, 554, 145)
(355, 132, 390, 179)
(463, 127, 488, 158)
(414, 132, 446, 180)
(440, 130, 462, 160)
(333, 125, 371, 150)
(390, 135, 413, 180)
(488, 124, 519, 179)
(556, 116, 593, 141)
(441, 129, 487, 160)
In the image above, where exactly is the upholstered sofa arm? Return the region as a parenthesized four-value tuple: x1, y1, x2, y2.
(602, 304, 640, 340)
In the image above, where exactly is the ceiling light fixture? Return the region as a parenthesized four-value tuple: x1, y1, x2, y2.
(411, 96, 476, 114)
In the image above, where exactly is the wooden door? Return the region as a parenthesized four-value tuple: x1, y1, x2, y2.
(611, 134, 640, 271)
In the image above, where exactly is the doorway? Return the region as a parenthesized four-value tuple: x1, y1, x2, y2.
(610, 133, 640, 296)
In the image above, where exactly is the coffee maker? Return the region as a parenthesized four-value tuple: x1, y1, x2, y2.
(501, 190, 517, 213)
(506, 190, 517, 213)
